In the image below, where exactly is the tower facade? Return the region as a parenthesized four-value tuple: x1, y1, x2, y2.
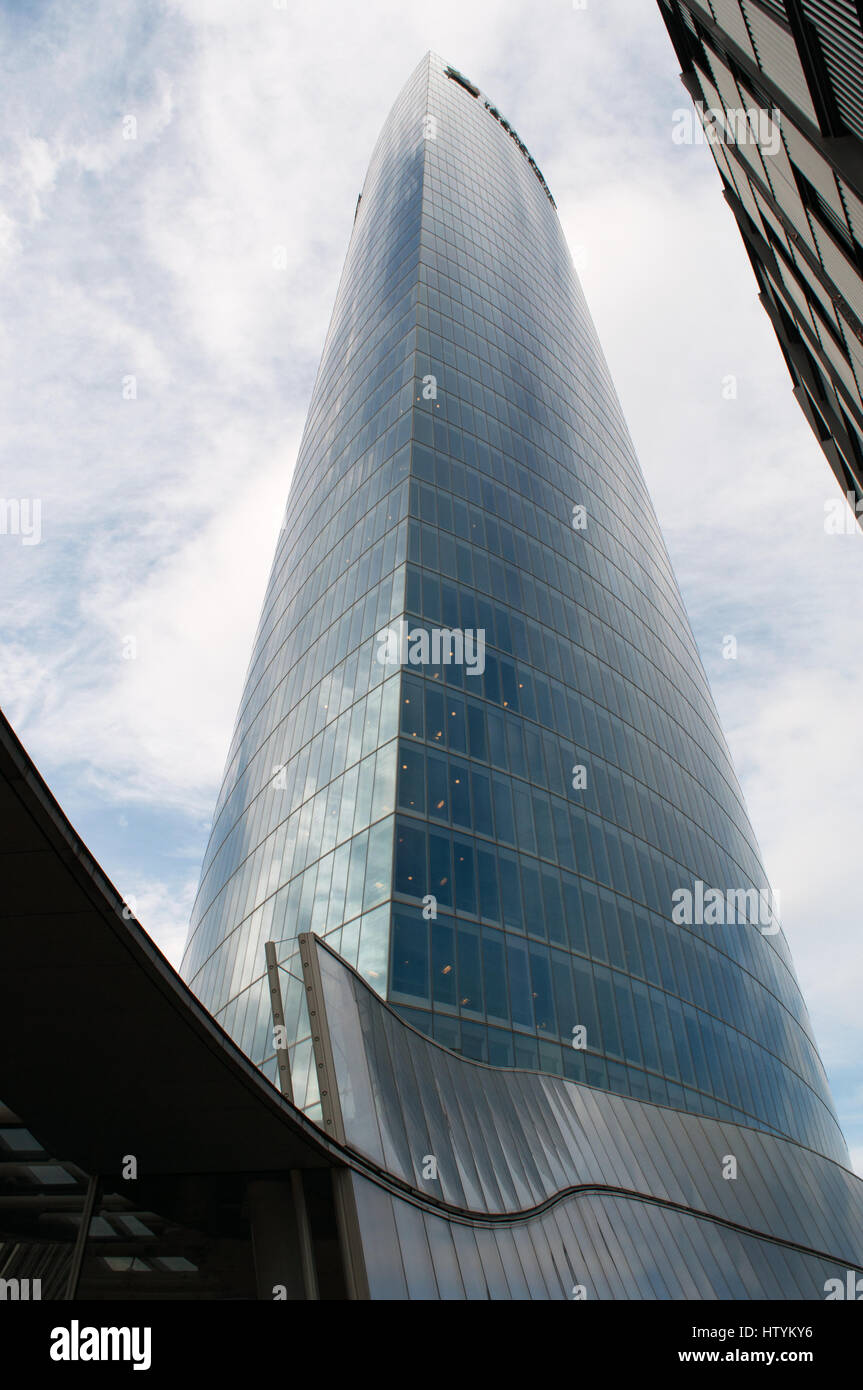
(181, 53, 847, 1168)
(659, 0, 863, 527)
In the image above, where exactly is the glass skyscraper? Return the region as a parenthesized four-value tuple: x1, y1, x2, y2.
(181, 51, 847, 1171)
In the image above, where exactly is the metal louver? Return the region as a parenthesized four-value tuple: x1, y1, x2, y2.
(800, 0, 863, 141)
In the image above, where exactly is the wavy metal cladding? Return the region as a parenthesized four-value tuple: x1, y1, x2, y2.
(182, 53, 847, 1164)
(311, 937, 863, 1300)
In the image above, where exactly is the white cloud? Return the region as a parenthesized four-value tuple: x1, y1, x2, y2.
(123, 874, 198, 969)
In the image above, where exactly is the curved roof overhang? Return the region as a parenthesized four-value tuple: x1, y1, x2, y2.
(0, 709, 336, 1179)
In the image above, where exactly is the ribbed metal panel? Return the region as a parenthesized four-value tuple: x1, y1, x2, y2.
(742, 1, 820, 121)
(801, 0, 863, 141)
(839, 174, 863, 243)
(709, 0, 758, 54)
(782, 116, 846, 218)
(680, 1, 701, 35)
(749, 0, 788, 21)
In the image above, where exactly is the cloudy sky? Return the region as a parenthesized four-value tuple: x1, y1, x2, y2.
(2, 0, 861, 1174)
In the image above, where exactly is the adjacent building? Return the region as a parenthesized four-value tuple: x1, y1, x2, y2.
(659, 0, 863, 526)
